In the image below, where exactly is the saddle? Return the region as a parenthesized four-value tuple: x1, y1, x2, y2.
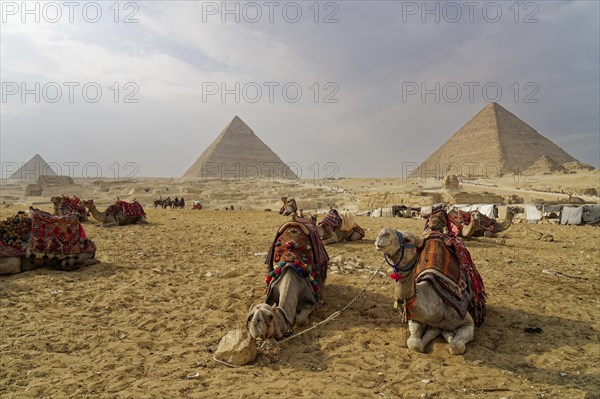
(108, 200, 146, 218)
(419, 232, 487, 326)
(318, 209, 342, 235)
(28, 208, 83, 258)
(265, 218, 329, 310)
(415, 238, 471, 318)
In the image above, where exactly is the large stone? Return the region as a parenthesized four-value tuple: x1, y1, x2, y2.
(215, 328, 257, 366)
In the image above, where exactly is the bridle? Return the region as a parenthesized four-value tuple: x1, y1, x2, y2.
(385, 231, 419, 278)
(383, 231, 420, 322)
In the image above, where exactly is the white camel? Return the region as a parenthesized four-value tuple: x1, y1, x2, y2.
(375, 228, 483, 355)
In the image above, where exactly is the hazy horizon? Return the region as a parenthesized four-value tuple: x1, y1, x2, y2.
(2, 1, 599, 180)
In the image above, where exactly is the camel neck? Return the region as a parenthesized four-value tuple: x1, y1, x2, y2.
(395, 267, 417, 301)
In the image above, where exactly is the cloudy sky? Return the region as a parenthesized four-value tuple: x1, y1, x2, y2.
(1, 0, 598, 180)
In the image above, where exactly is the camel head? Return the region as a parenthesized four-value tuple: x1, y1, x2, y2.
(82, 199, 95, 210)
(50, 196, 62, 206)
(375, 228, 422, 259)
(247, 303, 277, 340)
(279, 196, 297, 216)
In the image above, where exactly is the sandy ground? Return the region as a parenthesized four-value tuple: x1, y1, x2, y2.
(1, 201, 599, 398)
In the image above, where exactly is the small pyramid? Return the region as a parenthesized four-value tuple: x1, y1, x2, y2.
(7, 154, 57, 181)
(411, 103, 579, 178)
(182, 116, 298, 179)
(523, 155, 565, 175)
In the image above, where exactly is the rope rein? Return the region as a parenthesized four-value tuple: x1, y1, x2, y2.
(214, 260, 387, 367)
(278, 259, 386, 344)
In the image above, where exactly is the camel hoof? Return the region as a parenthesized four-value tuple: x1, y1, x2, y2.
(448, 341, 466, 355)
(407, 337, 425, 353)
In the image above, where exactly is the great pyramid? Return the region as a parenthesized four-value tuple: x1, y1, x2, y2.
(411, 103, 579, 178)
(182, 116, 298, 180)
(7, 154, 58, 181)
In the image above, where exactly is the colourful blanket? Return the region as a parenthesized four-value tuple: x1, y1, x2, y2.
(28, 209, 81, 257)
(420, 231, 487, 326)
(59, 196, 88, 216)
(265, 218, 329, 303)
(106, 200, 146, 219)
(477, 213, 497, 232)
(0, 212, 31, 251)
(0, 241, 25, 258)
(415, 238, 470, 318)
(318, 209, 342, 235)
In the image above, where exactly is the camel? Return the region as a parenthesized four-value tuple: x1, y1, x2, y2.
(0, 210, 98, 275)
(247, 216, 329, 340)
(83, 199, 147, 226)
(279, 197, 297, 216)
(375, 228, 486, 355)
(316, 209, 364, 244)
(51, 195, 88, 221)
(461, 206, 521, 238)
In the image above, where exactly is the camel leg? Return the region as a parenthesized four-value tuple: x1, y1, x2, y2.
(295, 307, 313, 326)
(406, 321, 440, 352)
(322, 234, 339, 245)
(348, 231, 362, 241)
(441, 315, 474, 355)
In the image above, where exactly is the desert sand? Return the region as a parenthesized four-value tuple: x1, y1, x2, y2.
(1, 176, 599, 398)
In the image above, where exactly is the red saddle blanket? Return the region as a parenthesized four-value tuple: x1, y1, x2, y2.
(107, 200, 146, 218)
(0, 241, 25, 258)
(60, 196, 87, 215)
(28, 209, 83, 257)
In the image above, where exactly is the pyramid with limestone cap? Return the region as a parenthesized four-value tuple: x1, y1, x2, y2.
(7, 154, 58, 181)
(182, 116, 298, 180)
(411, 103, 579, 178)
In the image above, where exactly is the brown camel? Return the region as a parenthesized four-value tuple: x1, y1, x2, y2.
(83, 199, 147, 226)
(461, 206, 521, 238)
(279, 196, 297, 216)
(0, 210, 98, 275)
(51, 195, 89, 221)
(316, 209, 365, 244)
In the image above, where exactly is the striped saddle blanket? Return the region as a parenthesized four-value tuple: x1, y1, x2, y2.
(415, 238, 471, 319)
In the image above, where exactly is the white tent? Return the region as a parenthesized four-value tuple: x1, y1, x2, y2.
(560, 206, 583, 225)
(525, 205, 542, 223)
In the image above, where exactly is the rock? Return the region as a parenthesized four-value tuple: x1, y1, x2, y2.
(215, 328, 257, 366)
(504, 258, 513, 264)
(205, 272, 214, 278)
(541, 234, 554, 242)
(331, 255, 345, 264)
